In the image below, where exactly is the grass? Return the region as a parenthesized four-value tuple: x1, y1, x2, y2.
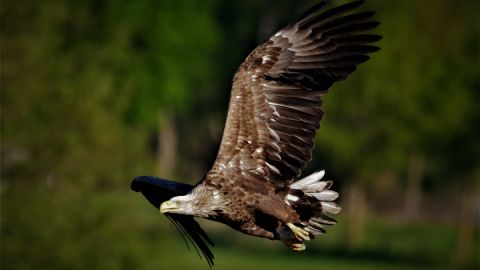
(134, 213, 478, 270)
(132, 216, 478, 270)
(139, 241, 457, 270)
(3, 192, 477, 270)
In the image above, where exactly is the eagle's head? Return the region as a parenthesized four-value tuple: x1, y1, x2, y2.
(160, 184, 225, 218)
(160, 194, 196, 214)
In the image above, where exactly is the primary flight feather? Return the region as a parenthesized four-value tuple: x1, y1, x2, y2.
(131, 0, 381, 267)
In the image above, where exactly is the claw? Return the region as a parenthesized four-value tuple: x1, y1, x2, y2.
(291, 243, 306, 252)
(286, 223, 310, 241)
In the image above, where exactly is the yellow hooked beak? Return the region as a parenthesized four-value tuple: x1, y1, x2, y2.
(160, 200, 178, 214)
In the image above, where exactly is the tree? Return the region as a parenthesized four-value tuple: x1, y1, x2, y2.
(313, 0, 479, 252)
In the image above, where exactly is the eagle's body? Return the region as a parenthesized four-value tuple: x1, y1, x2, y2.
(131, 0, 380, 266)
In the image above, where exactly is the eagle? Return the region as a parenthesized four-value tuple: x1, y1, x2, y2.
(131, 0, 381, 267)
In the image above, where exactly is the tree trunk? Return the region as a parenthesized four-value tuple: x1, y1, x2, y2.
(403, 154, 425, 221)
(347, 183, 367, 249)
(453, 185, 476, 266)
(157, 113, 177, 178)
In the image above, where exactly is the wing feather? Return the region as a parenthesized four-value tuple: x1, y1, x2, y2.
(206, 0, 381, 189)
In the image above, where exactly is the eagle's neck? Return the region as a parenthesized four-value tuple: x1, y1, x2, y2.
(176, 184, 226, 218)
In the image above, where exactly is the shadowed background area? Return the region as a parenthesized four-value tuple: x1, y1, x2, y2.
(1, 0, 479, 269)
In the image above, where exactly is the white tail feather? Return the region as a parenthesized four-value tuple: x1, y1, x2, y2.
(285, 170, 341, 237)
(311, 216, 336, 225)
(311, 190, 339, 201)
(321, 202, 342, 214)
(303, 182, 331, 193)
(290, 170, 325, 189)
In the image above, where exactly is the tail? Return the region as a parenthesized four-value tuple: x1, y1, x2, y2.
(285, 170, 341, 237)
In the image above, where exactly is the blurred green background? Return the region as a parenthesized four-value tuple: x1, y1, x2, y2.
(1, 0, 479, 269)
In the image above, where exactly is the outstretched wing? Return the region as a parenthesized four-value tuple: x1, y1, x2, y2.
(206, 1, 381, 189)
(131, 176, 215, 267)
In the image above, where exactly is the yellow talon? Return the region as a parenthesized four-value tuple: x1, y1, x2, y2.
(291, 243, 306, 252)
(286, 223, 310, 241)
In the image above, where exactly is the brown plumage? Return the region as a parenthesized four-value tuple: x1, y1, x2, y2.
(131, 0, 381, 267)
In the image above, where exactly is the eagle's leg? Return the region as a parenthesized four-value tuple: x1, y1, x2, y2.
(240, 222, 275, 239)
(286, 223, 310, 241)
(278, 224, 306, 252)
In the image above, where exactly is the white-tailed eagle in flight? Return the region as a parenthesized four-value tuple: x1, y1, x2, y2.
(131, 0, 381, 267)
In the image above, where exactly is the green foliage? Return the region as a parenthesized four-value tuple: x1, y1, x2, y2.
(315, 0, 480, 185)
